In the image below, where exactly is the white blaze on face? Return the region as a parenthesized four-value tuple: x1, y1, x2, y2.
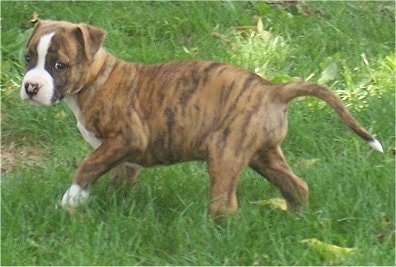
(20, 32, 55, 105)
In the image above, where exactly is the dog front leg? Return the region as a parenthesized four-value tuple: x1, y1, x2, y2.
(61, 135, 136, 208)
(111, 163, 143, 186)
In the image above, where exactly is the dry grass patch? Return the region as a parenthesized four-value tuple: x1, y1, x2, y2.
(1, 141, 47, 177)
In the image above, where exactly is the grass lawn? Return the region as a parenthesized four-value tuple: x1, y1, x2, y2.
(1, 1, 395, 265)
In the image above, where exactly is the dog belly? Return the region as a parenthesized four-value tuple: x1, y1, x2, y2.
(140, 136, 208, 166)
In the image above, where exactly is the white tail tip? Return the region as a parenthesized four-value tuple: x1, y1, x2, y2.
(368, 139, 383, 153)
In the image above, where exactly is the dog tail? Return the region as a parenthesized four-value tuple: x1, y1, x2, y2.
(275, 81, 383, 152)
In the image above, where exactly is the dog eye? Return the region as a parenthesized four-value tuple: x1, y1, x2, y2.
(54, 61, 66, 71)
(24, 54, 31, 65)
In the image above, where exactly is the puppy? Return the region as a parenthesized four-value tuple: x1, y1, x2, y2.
(20, 20, 383, 218)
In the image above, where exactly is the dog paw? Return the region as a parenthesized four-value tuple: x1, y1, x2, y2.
(60, 183, 89, 208)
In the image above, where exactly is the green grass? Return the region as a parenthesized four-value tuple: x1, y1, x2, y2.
(1, 1, 395, 265)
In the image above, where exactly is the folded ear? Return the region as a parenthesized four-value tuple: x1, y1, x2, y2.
(74, 24, 106, 61)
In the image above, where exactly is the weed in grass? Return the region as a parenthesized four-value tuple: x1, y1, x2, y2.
(1, 1, 395, 266)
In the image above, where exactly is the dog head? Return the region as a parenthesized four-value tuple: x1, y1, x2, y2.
(20, 20, 105, 105)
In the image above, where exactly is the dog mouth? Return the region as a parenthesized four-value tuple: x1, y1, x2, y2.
(22, 90, 64, 106)
(51, 91, 65, 103)
(24, 98, 44, 106)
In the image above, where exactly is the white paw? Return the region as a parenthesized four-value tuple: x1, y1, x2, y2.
(60, 183, 90, 208)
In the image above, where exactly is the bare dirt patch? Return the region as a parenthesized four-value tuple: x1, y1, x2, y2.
(1, 141, 46, 178)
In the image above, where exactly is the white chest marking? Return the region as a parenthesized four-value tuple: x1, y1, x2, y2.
(64, 97, 103, 149)
(76, 121, 102, 149)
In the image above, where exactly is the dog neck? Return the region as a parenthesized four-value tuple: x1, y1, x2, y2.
(64, 49, 116, 121)
(79, 49, 117, 95)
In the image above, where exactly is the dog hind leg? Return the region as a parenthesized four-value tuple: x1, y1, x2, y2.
(250, 146, 308, 213)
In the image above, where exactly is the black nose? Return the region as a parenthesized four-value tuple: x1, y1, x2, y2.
(24, 82, 40, 97)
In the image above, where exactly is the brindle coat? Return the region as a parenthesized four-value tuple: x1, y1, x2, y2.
(23, 20, 381, 218)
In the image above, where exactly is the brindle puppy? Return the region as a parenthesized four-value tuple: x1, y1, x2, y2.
(20, 20, 383, 219)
